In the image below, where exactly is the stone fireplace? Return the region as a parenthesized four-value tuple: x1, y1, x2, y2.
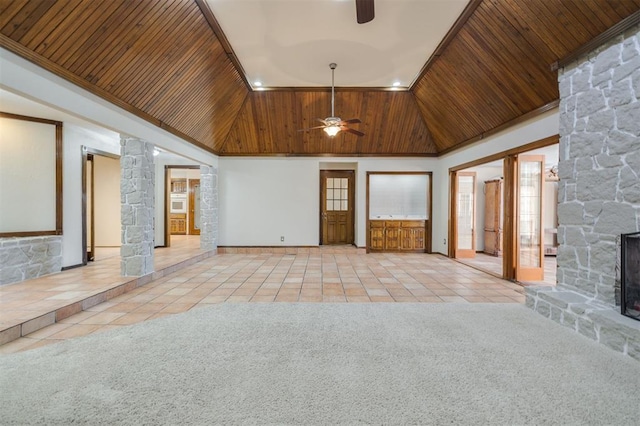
(526, 24, 640, 361)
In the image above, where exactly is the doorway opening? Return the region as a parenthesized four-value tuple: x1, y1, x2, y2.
(449, 138, 558, 286)
(165, 166, 201, 247)
(82, 147, 121, 264)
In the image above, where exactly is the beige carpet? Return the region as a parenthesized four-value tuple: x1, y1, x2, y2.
(1, 303, 639, 425)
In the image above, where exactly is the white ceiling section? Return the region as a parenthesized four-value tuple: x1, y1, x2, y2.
(206, 0, 470, 88)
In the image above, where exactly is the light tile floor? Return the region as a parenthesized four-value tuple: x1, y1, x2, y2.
(1, 249, 526, 354)
(456, 253, 557, 286)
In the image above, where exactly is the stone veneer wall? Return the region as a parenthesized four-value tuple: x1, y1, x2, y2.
(120, 136, 155, 276)
(0, 236, 62, 285)
(200, 165, 218, 252)
(527, 25, 640, 361)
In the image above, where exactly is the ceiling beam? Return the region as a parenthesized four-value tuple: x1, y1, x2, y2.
(195, 0, 252, 92)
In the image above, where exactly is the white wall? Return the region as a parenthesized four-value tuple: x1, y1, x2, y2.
(219, 157, 438, 247)
(93, 155, 121, 247)
(62, 125, 120, 266)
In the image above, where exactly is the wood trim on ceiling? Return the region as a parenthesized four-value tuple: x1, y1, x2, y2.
(0, 34, 219, 157)
(448, 134, 559, 173)
(252, 87, 411, 92)
(552, 9, 640, 71)
(216, 152, 440, 158)
(437, 99, 559, 157)
(409, 0, 483, 89)
(194, 0, 252, 91)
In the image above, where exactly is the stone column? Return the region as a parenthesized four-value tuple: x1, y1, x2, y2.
(555, 24, 640, 305)
(200, 165, 218, 252)
(120, 136, 155, 276)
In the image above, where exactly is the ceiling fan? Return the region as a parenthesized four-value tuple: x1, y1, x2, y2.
(356, 0, 375, 24)
(298, 63, 364, 138)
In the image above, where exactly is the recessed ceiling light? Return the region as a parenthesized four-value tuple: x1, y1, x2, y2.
(254, 81, 262, 87)
(392, 81, 401, 87)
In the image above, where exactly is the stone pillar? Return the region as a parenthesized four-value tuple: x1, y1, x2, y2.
(200, 165, 218, 252)
(120, 136, 155, 276)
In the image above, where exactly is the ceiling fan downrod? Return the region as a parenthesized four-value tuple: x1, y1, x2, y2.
(330, 62, 336, 118)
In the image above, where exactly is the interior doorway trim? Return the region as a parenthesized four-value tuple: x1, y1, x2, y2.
(319, 170, 356, 246)
(81, 146, 120, 265)
(449, 135, 558, 173)
(164, 165, 201, 248)
(447, 134, 558, 278)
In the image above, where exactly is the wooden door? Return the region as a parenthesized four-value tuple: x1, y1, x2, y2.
(188, 179, 200, 235)
(320, 171, 354, 245)
(515, 155, 545, 281)
(484, 179, 502, 256)
(454, 172, 476, 258)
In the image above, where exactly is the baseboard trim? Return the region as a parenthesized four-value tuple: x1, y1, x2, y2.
(217, 245, 366, 254)
(61, 263, 84, 271)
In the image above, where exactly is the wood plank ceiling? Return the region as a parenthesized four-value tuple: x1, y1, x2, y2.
(1, 0, 638, 156)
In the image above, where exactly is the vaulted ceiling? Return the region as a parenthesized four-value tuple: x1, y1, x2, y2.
(1, 1, 638, 156)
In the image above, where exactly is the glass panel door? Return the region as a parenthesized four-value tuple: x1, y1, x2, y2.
(455, 172, 476, 258)
(516, 155, 545, 281)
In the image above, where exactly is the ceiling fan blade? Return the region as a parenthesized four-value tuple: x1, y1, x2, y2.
(341, 126, 365, 137)
(340, 118, 361, 125)
(316, 118, 328, 125)
(297, 125, 327, 132)
(355, 0, 374, 24)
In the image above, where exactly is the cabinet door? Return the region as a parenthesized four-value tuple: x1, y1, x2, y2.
(370, 227, 385, 250)
(400, 228, 414, 250)
(413, 228, 426, 250)
(385, 227, 400, 250)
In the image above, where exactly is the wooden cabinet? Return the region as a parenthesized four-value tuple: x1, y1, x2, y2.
(384, 221, 401, 250)
(369, 220, 426, 252)
(484, 179, 502, 256)
(170, 213, 187, 235)
(370, 221, 385, 250)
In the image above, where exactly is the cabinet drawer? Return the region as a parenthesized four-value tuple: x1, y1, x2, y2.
(401, 220, 424, 228)
(385, 221, 401, 228)
(370, 220, 385, 228)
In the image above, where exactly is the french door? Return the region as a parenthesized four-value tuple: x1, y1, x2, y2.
(454, 172, 476, 258)
(514, 155, 545, 281)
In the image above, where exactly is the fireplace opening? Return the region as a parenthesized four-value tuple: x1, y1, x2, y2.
(621, 231, 640, 321)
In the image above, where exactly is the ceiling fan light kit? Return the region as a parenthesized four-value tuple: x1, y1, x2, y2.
(298, 63, 365, 138)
